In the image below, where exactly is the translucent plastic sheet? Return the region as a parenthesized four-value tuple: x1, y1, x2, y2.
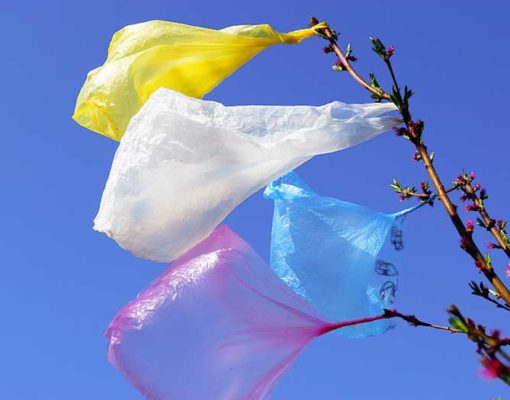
(106, 225, 336, 400)
(94, 88, 399, 262)
(264, 172, 415, 338)
(72, 20, 325, 141)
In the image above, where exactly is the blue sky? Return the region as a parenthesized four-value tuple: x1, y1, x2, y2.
(1, 1, 510, 398)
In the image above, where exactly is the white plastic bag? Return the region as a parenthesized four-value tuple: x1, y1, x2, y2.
(95, 88, 398, 262)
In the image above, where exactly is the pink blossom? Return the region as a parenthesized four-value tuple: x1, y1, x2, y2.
(465, 220, 474, 232)
(481, 358, 505, 379)
(475, 260, 485, 272)
(465, 204, 479, 212)
(386, 46, 395, 59)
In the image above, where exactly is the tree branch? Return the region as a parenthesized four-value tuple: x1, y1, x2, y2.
(464, 182, 510, 258)
(319, 309, 462, 336)
(314, 21, 510, 307)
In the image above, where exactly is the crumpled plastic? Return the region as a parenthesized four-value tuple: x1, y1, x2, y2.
(72, 20, 326, 141)
(94, 88, 399, 262)
(264, 172, 416, 338)
(106, 225, 386, 400)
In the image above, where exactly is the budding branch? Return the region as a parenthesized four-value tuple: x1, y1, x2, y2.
(315, 22, 510, 307)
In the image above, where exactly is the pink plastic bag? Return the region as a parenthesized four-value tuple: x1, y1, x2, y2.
(106, 226, 386, 399)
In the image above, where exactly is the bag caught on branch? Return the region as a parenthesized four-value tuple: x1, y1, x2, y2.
(264, 172, 417, 337)
(94, 88, 398, 262)
(72, 20, 326, 140)
(106, 225, 385, 400)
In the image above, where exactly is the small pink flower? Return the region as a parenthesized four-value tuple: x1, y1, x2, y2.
(487, 243, 497, 249)
(469, 171, 476, 180)
(475, 260, 485, 272)
(454, 175, 467, 187)
(465, 220, 474, 232)
(465, 204, 479, 212)
(505, 264, 510, 278)
(481, 357, 505, 379)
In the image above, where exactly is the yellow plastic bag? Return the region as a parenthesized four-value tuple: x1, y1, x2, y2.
(73, 20, 324, 141)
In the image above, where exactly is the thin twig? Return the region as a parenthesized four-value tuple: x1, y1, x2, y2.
(464, 182, 510, 258)
(384, 309, 461, 333)
(319, 309, 461, 336)
(485, 296, 510, 312)
(320, 27, 390, 101)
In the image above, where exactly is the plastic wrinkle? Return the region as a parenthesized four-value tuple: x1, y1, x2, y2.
(94, 88, 399, 262)
(264, 172, 415, 338)
(72, 20, 322, 140)
(106, 225, 340, 400)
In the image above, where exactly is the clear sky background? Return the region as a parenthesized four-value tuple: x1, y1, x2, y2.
(2, 1, 510, 399)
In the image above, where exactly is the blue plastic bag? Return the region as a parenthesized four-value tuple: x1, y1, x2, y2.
(264, 172, 416, 337)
